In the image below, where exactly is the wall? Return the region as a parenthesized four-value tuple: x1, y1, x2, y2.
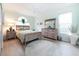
(0, 4, 3, 54)
(35, 16, 45, 31)
(3, 10, 36, 35)
(34, 4, 73, 31)
(35, 4, 79, 34)
(2, 9, 37, 40)
(71, 4, 79, 34)
(25, 16, 35, 30)
(3, 4, 79, 34)
(35, 15, 59, 31)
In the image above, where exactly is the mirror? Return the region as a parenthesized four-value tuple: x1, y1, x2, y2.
(45, 18, 56, 29)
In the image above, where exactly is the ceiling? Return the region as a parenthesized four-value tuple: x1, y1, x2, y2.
(2, 3, 78, 17)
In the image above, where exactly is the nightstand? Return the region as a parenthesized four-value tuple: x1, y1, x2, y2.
(6, 29, 16, 40)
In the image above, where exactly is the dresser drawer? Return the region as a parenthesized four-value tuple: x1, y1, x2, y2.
(42, 28, 58, 40)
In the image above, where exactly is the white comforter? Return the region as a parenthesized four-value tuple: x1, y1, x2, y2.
(16, 30, 41, 43)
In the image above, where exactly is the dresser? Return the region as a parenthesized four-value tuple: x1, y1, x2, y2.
(42, 28, 58, 40)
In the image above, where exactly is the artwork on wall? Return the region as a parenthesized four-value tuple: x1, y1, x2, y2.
(18, 16, 27, 24)
(22, 18, 25, 24)
(37, 22, 43, 25)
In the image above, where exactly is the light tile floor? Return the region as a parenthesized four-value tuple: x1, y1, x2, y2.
(25, 38, 79, 56)
(1, 38, 79, 56)
(1, 39, 24, 56)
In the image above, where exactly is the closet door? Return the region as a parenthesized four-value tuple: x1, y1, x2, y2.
(0, 3, 3, 54)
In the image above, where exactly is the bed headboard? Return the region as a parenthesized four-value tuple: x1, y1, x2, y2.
(16, 25, 30, 30)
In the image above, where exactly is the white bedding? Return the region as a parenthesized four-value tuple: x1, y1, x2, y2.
(16, 30, 41, 43)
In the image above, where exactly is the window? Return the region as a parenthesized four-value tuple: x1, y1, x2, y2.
(59, 12, 72, 33)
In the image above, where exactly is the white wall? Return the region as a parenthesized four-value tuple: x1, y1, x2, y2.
(35, 4, 79, 33)
(35, 6, 71, 31)
(3, 4, 77, 32)
(3, 4, 79, 33)
(0, 4, 3, 54)
(72, 4, 79, 34)
(35, 16, 45, 31)
(3, 7, 38, 38)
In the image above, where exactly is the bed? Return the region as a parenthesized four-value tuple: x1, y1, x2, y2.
(16, 30, 42, 44)
(16, 24, 42, 44)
